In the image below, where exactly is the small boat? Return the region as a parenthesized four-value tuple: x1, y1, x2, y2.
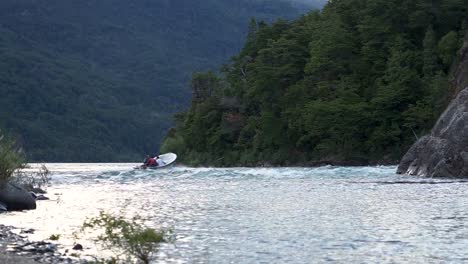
(149, 153, 177, 169)
(135, 153, 177, 170)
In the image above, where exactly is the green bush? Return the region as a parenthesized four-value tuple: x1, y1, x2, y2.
(49, 234, 61, 241)
(80, 211, 168, 264)
(0, 129, 50, 189)
(13, 164, 50, 191)
(438, 31, 460, 67)
(0, 129, 25, 182)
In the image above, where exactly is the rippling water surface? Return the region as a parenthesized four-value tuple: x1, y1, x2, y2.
(1, 164, 468, 263)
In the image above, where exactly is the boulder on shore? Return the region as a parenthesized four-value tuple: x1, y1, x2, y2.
(397, 35, 468, 177)
(0, 182, 36, 211)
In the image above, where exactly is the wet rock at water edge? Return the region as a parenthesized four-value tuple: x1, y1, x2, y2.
(29, 192, 37, 199)
(72, 243, 83, 250)
(397, 89, 468, 177)
(0, 225, 77, 263)
(397, 35, 468, 177)
(12, 241, 57, 254)
(31, 187, 47, 194)
(35, 195, 50, 200)
(0, 182, 36, 211)
(20, 228, 35, 234)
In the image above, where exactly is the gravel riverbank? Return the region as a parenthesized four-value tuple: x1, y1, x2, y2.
(0, 224, 76, 263)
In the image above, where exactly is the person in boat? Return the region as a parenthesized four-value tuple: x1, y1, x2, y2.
(143, 155, 157, 167)
(156, 155, 166, 167)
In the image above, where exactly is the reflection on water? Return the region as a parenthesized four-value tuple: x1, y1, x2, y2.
(1, 164, 468, 263)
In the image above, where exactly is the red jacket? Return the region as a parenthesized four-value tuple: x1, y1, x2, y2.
(147, 158, 157, 166)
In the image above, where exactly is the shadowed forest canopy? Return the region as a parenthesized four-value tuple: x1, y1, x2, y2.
(0, 0, 317, 162)
(162, 0, 468, 166)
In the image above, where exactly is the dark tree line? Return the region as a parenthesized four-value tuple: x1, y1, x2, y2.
(162, 0, 467, 166)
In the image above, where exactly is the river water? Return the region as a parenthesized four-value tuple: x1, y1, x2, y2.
(1, 164, 467, 263)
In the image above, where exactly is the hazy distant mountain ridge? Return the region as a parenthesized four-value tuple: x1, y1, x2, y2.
(0, 0, 318, 161)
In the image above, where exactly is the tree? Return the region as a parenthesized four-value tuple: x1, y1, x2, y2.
(190, 72, 221, 104)
(438, 31, 459, 67)
(422, 25, 438, 78)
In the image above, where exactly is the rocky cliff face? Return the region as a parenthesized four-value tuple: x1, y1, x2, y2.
(397, 36, 468, 177)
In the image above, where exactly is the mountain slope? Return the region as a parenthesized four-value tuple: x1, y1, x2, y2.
(0, 0, 318, 161)
(162, 0, 467, 166)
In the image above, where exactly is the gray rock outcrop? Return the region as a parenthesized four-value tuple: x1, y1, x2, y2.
(397, 36, 468, 177)
(0, 183, 36, 211)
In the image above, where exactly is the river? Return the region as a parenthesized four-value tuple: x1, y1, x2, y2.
(1, 164, 467, 263)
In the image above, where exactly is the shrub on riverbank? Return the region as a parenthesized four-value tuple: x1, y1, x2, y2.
(0, 129, 25, 183)
(12, 164, 49, 192)
(0, 129, 50, 211)
(79, 211, 168, 264)
(0, 129, 49, 190)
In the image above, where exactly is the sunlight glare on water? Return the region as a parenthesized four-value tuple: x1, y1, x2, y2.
(1, 163, 468, 263)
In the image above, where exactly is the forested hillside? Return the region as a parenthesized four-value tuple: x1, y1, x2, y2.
(162, 0, 468, 166)
(0, 0, 316, 161)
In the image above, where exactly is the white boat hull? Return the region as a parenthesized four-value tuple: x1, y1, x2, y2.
(135, 153, 177, 170)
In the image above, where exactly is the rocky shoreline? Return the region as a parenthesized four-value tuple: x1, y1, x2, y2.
(397, 34, 468, 177)
(0, 224, 78, 263)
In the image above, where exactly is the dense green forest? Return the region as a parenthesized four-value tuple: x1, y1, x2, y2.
(0, 0, 316, 162)
(162, 0, 468, 166)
